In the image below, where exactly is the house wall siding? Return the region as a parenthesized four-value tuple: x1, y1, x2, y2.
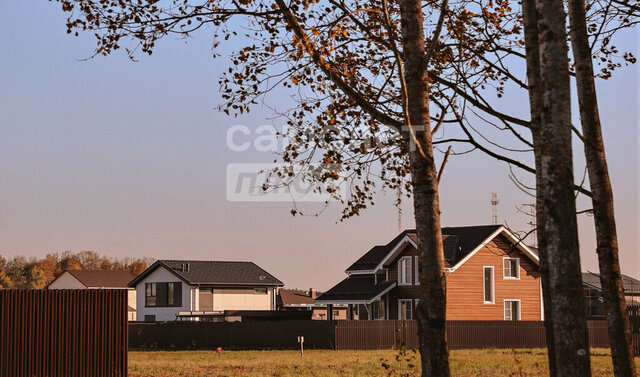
(387, 244, 421, 320)
(134, 266, 195, 321)
(47, 272, 86, 289)
(369, 233, 540, 320)
(446, 235, 541, 320)
(212, 288, 274, 311)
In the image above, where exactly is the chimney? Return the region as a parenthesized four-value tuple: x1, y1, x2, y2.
(309, 288, 317, 299)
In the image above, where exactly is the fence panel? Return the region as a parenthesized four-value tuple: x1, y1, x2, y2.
(335, 320, 610, 350)
(129, 320, 335, 350)
(628, 305, 640, 356)
(0, 289, 128, 377)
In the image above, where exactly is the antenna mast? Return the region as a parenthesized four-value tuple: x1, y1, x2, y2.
(491, 193, 499, 225)
(397, 186, 402, 233)
(516, 203, 537, 248)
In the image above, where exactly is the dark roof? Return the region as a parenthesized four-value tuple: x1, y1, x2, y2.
(315, 275, 396, 302)
(278, 289, 322, 307)
(63, 270, 135, 288)
(128, 260, 284, 287)
(346, 225, 502, 271)
(582, 272, 640, 294)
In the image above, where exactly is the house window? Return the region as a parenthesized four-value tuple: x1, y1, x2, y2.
(503, 258, 520, 279)
(254, 287, 267, 294)
(168, 282, 175, 306)
(333, 310, 340, 318)
(398, 299, 413, 320)
(504, 300, 521, 320)
(376, 271, 386, 284)
(144, 315, 156, 322)
(373, 300, 386, 320)
(145, 282, 182, 307)
(399, 257, 412, 285)
(483, 267, 495, 304)
(145, 283, 157, 307)
(414, 256, 419, 285)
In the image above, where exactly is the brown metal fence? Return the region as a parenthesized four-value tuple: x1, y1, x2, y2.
(629, 305, 640, 356)
(129, 320, 335, 350)
(335, 320, 611, 350)
(0, 289, 128, 377)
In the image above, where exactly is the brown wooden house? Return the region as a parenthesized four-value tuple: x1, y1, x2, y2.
(315, 225, 542, 321)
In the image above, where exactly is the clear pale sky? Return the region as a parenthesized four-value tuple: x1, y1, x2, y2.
(0, 2, 637, 290)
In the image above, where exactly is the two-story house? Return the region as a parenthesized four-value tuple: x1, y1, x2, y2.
(129, 260, 284, 321)
(315, 225, 542, 321)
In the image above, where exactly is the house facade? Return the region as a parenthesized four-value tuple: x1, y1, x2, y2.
(277, 288, 347, 320)
(583, 271, 640, 318)
(128, 260, 283, 321)
(316, 225, 542, 321)
(47, 269, 137, 321)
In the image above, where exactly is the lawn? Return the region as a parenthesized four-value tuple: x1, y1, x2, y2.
(129, 348, 635, 376)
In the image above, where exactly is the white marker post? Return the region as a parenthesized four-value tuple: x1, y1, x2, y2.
(297, 336, 304, 358)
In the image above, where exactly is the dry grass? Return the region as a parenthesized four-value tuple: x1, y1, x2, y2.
(129, 348, 635, 376)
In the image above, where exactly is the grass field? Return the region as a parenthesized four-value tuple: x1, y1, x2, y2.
(129, 348, 636, 376)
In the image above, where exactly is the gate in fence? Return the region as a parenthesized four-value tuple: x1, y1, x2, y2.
(0, 289, 128, 377)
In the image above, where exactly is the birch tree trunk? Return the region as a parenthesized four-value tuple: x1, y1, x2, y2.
(398, 0, 450, 375)
(534, 0, 592, 374)
(521, 1, 557, 375)
(567, 0, 637, 374)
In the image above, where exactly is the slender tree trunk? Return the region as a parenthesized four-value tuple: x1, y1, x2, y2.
(535, 0, 592, 375)
(521, 1, 557, 375)
(398, 0, 450, 376)
(567, 1, 637, 375)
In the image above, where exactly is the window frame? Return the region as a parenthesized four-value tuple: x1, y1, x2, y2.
(398, 299, 413, 320)
(145, 282, 182, 307)
(414, 256, 419, 285)
(373, 300, 386, 320)
(145, 283, 157, 307)
(504, 299, 521, 321)
(483, 266, 495, 304)
(398, 256, 413, 286)
(503, 257, 521, 280)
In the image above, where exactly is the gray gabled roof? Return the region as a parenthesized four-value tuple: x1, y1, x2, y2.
(128, 260, 284, 287)
(315, 275, 397, 303)
(582, 272, 640, 294)
(346, 225, 502, 272)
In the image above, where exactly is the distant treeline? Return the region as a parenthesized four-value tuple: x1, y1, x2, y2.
(0, 251, 154, 289)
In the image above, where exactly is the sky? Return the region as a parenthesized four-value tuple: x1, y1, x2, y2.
(0, 2, 638, 290)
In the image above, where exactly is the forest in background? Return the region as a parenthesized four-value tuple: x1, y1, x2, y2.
(0, 251, 153, 289)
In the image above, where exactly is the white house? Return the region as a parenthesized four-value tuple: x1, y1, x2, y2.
(47, 269, 137, 321)
(128, 260, 284, 322)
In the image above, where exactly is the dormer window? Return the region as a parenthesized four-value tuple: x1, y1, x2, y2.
(398, 257, 412, 285)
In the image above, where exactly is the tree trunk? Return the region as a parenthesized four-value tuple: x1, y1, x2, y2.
(520, 1, 557, 375)
(398, 0, 450, 376)
(567, 0, 637, 375)
(534, 0, 592, 375)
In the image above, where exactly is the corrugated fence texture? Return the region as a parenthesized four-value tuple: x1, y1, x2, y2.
(0, 289, 128, 377)
(628, 305, 640, 356)
(129, 320, 335, 350)
(334, 320, 611, 350)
